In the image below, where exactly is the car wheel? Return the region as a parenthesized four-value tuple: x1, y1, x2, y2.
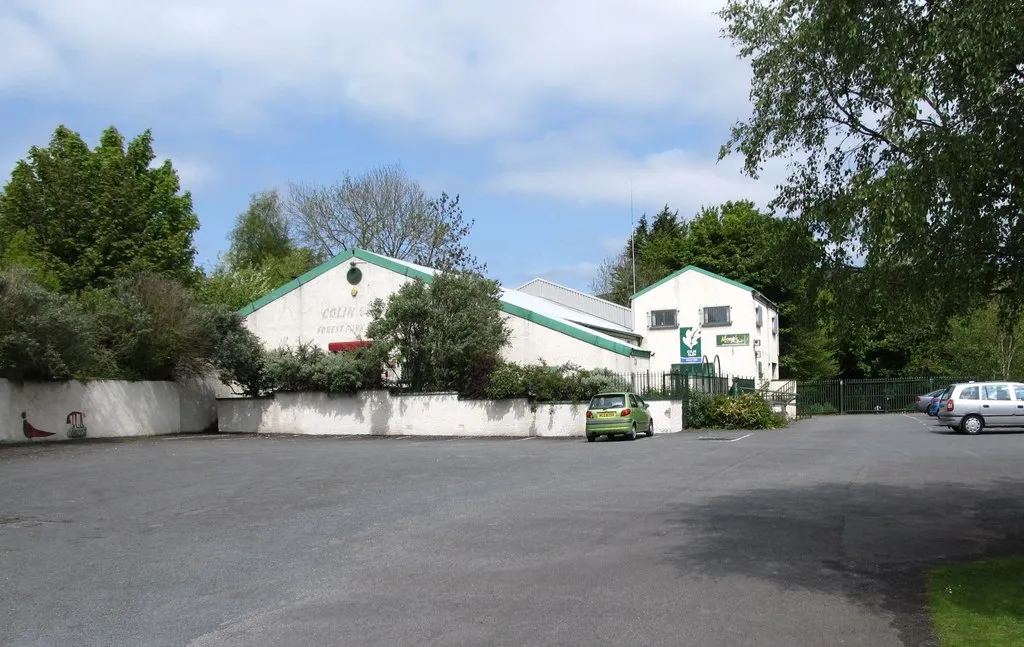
(586, 431, 596, 443)
(961, 415, 984, 435)
(646, 420, 654, 437)
(629, 423, 637, 441)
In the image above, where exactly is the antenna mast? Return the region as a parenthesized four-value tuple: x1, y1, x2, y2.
(630, 181, 637, 295)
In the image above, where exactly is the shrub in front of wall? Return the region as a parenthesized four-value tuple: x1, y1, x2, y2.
(709, 392, 784, 430)
(484, 361, 528, 399)
(264, 342, 325, 392)
(312, 350, 377, 394)
(685, 390, 716, 429)
(483, 362, 635, 402)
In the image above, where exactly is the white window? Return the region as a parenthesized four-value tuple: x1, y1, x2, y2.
(771, 315, 778, 335)
(649, 309, 678, 329)
(756, 306, 763, 328)
(702, 305, 732, 327)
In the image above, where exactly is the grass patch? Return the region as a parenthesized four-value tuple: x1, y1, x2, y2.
(927, 556, 1024, 647)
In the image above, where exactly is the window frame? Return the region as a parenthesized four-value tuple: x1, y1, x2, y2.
(702, 305, 732, 327)
(648, 309, 679, 330)
(755, 306, 763, 328)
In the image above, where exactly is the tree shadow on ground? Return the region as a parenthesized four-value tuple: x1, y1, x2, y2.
(661, 479, 1024, 647)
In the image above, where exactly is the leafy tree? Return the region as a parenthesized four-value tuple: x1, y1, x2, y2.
(594, 200, 837, 379)
(286, 163, 484, 273)
(225, 190, 294, 270)
(592, 209, 682, 305)
(0, 267, 96, 381)
(196, 266, 273, 311)
(0, 125, 199, 293)
(717, 0, 1024, 313)
(197, 190, 322, 310)
(366, 272, 510, 396)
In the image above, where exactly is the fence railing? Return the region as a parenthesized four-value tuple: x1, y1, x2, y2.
(795, 376, 978, 417)
(601, 372, 761, 400)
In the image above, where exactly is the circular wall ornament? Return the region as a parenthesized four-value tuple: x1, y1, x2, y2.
(346, 266, 363, 285)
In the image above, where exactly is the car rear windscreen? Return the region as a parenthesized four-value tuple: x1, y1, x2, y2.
(590, 395, 625, 409)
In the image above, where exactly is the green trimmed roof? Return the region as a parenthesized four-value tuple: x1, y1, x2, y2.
(236, 248, 650, 359)
(630, 265, 755, 301)
(629, 265, 778, 311)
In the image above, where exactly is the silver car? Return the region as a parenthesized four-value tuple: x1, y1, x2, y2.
(936, 381, 1024, 434)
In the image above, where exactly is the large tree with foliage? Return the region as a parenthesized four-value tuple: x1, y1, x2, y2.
(366, 272, 510, 396)
(0, 125, 199, 293)
(718, 0, 1024, 314)
(286, 163, 483, 273)
(594, 200, 837, 379)
(198, 190, 322, 310)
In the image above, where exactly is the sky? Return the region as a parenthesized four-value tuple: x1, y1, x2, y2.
(0, 0, 787, 293)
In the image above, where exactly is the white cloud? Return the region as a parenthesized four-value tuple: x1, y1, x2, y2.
(485, 126, 788, 218)
(0, 0, 749, 139)
(162, 155, 218, 191)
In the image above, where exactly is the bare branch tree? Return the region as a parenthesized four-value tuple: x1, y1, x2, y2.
(285, 163, 481, 272)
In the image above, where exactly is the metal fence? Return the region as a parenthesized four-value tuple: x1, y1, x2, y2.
(604, 372, 758, 399)
(795, 376, 978, 417)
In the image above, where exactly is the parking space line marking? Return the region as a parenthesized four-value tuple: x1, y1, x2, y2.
(729, 434, 752, 442)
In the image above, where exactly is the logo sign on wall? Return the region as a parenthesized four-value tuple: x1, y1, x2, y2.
(679, 327, 702, 364)
(716, 333, 750, 347)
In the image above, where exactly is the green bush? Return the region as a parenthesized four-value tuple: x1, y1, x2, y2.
(686, 391, 786, 430)
(312, 350, 379, 394)
(80, 273, 226, 381)
(264, 342, 325, 392)
(685, 390, 716, 429)
(208, 307, 270, 397)
(484, 362, 528, 399)
(712, 392, 783, 429)
(483, 361, 632, 402)
(262, 341, 381, 395)
(0, 267, 97, 380)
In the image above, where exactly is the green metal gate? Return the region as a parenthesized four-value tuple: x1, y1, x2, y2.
(796, 377, 977, 417)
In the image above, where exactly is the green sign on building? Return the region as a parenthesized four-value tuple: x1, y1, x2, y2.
(716, 333, 750, 347)
(679, 327, 702, 364)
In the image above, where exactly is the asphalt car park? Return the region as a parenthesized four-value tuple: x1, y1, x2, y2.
(2, 414, 1023, 647)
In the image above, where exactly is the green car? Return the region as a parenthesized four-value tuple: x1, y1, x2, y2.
(585, 392, 654, 442)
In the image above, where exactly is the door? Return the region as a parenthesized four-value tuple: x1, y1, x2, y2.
(633, 395, 652, 431)
(1013, 384, 1024, 424)
(981, 383, 1016, 427)
(629, 394, 648, 431)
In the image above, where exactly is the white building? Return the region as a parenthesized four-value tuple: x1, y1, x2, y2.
(628, 266, 780, 380)
(238, 248, 778, 382)
(238, 248, 652, 374)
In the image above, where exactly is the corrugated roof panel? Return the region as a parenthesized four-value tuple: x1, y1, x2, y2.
(517, 278, 633, 329)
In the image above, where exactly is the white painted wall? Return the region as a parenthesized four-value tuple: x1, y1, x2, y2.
(217, 392, 684, 437)
(242, 260, 412, 351)
(242, 255, 647, 373)
(632, 270, 780, 379)
(502, 316, 647, 373)
(0, 379, 218, 443)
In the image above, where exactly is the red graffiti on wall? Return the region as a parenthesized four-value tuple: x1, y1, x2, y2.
(21, 412, 55, 439)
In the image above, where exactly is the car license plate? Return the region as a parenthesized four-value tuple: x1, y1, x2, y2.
(598, 412, 617, 418)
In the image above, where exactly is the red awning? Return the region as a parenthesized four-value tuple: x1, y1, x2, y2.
(328, 340, 373, 353)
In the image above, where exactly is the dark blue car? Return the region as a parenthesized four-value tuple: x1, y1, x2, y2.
(927, 386, 952, 416)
